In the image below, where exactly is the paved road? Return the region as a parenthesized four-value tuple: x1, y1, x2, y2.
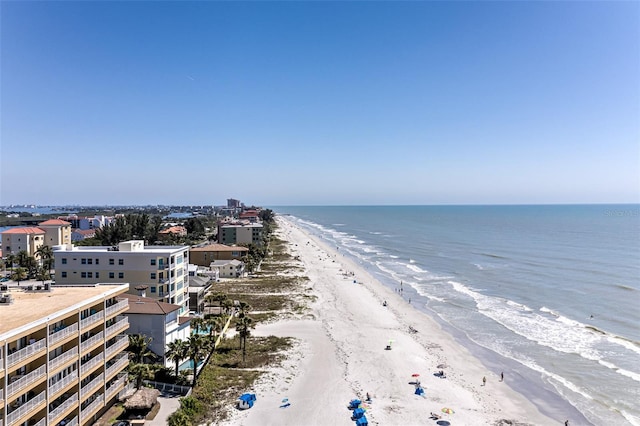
(146, 394, 181, 426)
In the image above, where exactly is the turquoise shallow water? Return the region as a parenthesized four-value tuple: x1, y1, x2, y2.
(273, 205, 640, 425)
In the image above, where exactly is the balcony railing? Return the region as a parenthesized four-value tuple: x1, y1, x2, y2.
(50, 346, 78, 371)
(7, 390, 45, 424)
(7, 364, 47, 397)
(80, 310, 104, 330)
(105, 355, 128, 378)
(33, 417, 46, 426)
(48, 392, 78, 423)
(105, 336, 128, 360)
(49, 370, 78, 396)
(106, 375, 127, 399)
(105, 300, 128, 317)
(0, 387, 3, 400)
(80, 353, 104, 375)
(80, 372, 104, 399)
(80, 393, 104, 421)
(50, 323, 79, 346)
(66, 416, 79, 426)
(80, 331, 104, 352)
(7, 338, 46, 367)
(105, 317, 129, 337)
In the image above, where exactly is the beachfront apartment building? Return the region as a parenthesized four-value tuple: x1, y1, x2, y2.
(52, 240, 190, 315)
(217, 223, 264, 246)
(0, 283, 130, 426)
(189, 243, 249, 266)
(1, 220, 71, 258)
(117, 293, 191, 368)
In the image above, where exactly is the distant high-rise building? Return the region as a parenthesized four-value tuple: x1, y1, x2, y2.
(227, 198, 241, 209)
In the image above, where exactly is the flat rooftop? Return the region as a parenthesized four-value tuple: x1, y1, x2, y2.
(0, 284, 127, 336)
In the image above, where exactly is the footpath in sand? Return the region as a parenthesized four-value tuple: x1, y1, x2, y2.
(220, 216, 557, 426)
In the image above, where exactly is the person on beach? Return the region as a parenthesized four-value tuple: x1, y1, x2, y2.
(500, 372, 504, 382)
(565, 421, 569, 426)
(482, 376, 487, 386)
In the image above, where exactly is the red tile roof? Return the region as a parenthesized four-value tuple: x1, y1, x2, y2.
(1, 226, 45, 235)
(39, 219, 71, 226)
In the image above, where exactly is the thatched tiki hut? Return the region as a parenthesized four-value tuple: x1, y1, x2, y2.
(124, 387, 160, 416)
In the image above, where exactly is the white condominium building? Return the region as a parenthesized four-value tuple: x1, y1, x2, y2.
(53, 240, 190, 315)
(0, 283, 130, 426)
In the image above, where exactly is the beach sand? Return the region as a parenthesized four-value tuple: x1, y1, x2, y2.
(219, 216, 557, 425)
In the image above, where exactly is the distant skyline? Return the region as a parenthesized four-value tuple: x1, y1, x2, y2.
(1, 1, 638, 206)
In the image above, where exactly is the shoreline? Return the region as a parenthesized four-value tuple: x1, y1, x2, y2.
(221, 216, 563, 425)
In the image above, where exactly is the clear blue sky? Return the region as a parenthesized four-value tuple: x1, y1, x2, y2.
(1, 1, 638, 206)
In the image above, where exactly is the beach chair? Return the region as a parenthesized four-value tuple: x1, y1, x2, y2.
(355, 415, 368, 426)
(352, 408, 366, 420)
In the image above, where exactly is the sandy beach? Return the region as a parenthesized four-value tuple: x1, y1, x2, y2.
(219, 216, 559, 426)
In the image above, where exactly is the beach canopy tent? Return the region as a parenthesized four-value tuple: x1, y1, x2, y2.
(352, 408, 366, 419)
(348, 399, 362, 410)
(237, 393, 257, 410)
(415, 387, 425, 395)
(355, 415, 368, 426)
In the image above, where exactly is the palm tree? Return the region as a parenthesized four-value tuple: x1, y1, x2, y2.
(186, 334, 208, 387)
(5, 253, 16, 271)
(235, 316, 254, 363)
(190, 317, 206, 335)
(35, 266, 50, 285)
(16, 250, 30, 268)
(10, 267, 27, 285)
(166, 339, 189, 377)
(128, 334, 153, 364)
(204, 291, 227, 315)
(35, 245, 54, 273)
(128, 362, 155, 389)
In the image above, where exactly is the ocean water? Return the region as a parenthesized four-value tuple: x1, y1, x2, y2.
(273, 205, 640, 425)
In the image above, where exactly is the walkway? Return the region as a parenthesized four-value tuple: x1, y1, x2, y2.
(146, 394, 181, 426)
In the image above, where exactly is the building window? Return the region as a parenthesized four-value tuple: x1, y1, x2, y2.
(150, 286, 156, 293)
(81, 272, 87, 278)
(118, 259, 124, 265)
(150, 259, 156, 266)
(87, 259, 93, 265)
(151, 273, 156, 279)
(96, 272, 99, 278)
(81, 259, 87, 265)
(95, 259, 99, 265)
(87, 272, 93, 278)
(109, 259, 114, 265)
(62, 258, 67, 265)
(109, 272, 114, 279)
(61, 272, 67, 278)
(118, 272, 124, 279)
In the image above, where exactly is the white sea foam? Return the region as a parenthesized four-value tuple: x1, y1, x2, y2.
(389, 255, 399, 259)
(406, 263, 427, 274)
(449, 281, 613, 364)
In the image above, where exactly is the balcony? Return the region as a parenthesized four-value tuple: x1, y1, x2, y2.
(105, 355, 129, 379)
(80, 372, 104, 399)
(80, 331, 104, 353)
(7, 338, 46, 368)
(80, 352, 104, 375)
(105, 299, 128, 318)
(33, 417, 46, 426)
(49, 370, 78, 397)
(48, 392, 78, 424)
(50, 323, 79, 346)
(80, 393, 104, 421)
(106, 374, 127, 400)
(7, 390, 46, 424)
(105, 317, 129, 338)
(66, 416, 79, 426)
(105, 336, 128, 360)
(50, 346, 79, 372)
(80, 310, 104, 330)
(7, 364, 47, 397)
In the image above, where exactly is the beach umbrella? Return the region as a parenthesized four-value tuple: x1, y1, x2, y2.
(441, 407, 455, 415)
(411, 373, 420, 377)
